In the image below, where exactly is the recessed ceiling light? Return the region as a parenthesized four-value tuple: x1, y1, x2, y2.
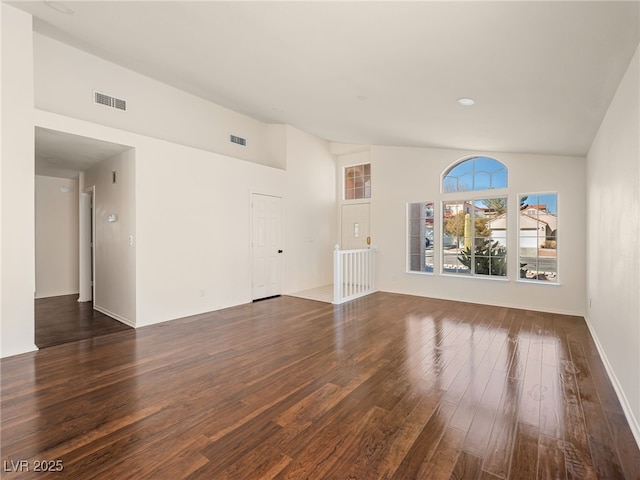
(44, 1, 74, 15)
(457, 97, 475, 106)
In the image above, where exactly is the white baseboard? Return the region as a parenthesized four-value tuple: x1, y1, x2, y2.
(584, 315, 640, 450)
(94, 305, 135, 328)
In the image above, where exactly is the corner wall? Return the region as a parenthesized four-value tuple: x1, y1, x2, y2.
(283, 126, 336, 293)
(84, 150, 136, 326)
(1, 4, 37, 357)
(586, 44, 640, 440)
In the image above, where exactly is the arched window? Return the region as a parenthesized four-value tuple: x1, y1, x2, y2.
(442, 156, 507, 193)
(441, 156, 508, 277)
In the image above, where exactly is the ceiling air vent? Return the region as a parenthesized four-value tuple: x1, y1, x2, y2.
(94, 91, 127, 111)
(229, 134, 247, 147)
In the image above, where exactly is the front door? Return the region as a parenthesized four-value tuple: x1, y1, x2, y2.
(341, 203, 371, 250)
(251, 194, 283, 300)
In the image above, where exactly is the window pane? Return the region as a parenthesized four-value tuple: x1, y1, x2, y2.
(409, 219, 421, 236)
(444, 197, 506, 276)
(409, 255, 422, 271)
(443, 177, 457, 193)
(519, 193, 557, 282)
(475, 172, 491, 190)
(424, 250, 434, 273)
(409, 203, 421, 218)
(458, 173, 473, 191)
(408, 202, 434, 273)
(409, 236, 422, 252)
(345, 164, 371, 199)
(492, 169, 508, 189)
(442, 157, 507, 193)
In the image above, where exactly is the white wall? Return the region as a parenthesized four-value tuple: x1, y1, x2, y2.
(84, 150, 136, 326)
(33, 110, 335, 331)
(35, 176, 79, 298)
(1, 4, 37, 357)
(25, 26, 337, 333)
(33, 33, 283, 169)
(134, 133, 287, 326)
(367, 145, 586, 316)
(587, 44, 640, 438)
(335, 149, 371, 247)
(283, 126, 336, 292)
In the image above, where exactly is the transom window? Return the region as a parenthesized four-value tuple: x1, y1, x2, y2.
(344, 163, 371, 200)
(443, 156, 507, 193)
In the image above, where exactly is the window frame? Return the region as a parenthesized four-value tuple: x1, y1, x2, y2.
(441, 195, 508, 278)
(517, 192, 559, 284)
(343, 163, 371, 201)
(439, 156, 509, 279)
(407, 201, 435, 274)
(442, 156, 508, 193)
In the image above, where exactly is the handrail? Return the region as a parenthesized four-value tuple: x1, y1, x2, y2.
(333, 245, 377, 304)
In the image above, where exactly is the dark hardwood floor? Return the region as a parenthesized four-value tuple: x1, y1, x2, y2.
(35, 294, 132, 349)
(3, 292, 638, 479)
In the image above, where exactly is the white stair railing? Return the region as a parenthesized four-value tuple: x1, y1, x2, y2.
(333, 245, 377, 304)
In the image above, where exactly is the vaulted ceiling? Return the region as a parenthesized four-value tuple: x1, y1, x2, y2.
(12, 1, 640, 157)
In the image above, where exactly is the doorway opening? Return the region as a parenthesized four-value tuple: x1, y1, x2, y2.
(34, 127, 133, 348)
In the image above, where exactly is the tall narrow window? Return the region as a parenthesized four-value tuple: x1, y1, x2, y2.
(345, 163, 371, 200)
(408, 202, 434, 273)
(442, 198, 507, 276)
(519, 193, 557, 282)
(440, 156, 508, 278)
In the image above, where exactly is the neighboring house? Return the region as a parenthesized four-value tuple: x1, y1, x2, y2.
(443, 201, 485, 218)
(487, 208, 558, 248)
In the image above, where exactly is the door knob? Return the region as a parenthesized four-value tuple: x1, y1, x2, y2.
(278, 249, 283, 253)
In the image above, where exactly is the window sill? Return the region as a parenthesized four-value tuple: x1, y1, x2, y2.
(516, 279, 561, 286)
(406, 270, 435, 276)
(440, 273, 509, 282)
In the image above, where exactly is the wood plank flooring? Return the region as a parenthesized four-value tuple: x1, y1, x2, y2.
(2, 292, 638, 479)
(35, 295, 132, 349)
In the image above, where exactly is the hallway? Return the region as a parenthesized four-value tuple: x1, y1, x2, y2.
(35, 294, 132, 349)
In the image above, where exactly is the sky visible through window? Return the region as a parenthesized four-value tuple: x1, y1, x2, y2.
(443, 156, 507, 192)
(522, 193, 557, 214)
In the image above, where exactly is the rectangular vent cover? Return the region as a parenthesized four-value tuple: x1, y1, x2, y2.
(94, 91, 127, 111)
(229, 134, 247, 147)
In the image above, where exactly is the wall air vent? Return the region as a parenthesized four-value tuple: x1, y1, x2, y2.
(229, 134, 247, 147)
(94, 91, 127, 111)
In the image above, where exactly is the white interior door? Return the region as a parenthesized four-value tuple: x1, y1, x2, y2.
(252, 194, 283, 300)
(341, 203, 371, 250)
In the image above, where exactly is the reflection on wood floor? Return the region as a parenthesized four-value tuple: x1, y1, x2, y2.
(35, 294, 132, 349)
(3, 292, 638, 479)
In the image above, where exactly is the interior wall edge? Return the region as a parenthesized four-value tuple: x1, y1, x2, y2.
(584, 314, 640, 450)
(93, 305, 135, 329)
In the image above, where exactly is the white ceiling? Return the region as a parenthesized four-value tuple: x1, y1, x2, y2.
(13, 1, 640, 160)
